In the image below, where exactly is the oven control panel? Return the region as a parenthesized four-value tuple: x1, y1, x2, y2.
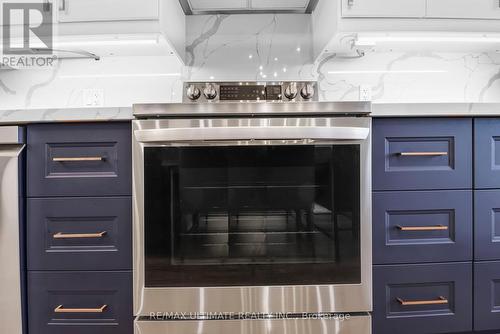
(183, 81, 318, 103)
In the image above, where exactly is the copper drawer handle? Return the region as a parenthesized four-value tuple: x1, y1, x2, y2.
(397, 296, 448, 306)
(52, 157, 104, 162)
(54, 304, 107, 313)
(398, 152, 448, 157)
(397, 225, 448, 231)
(53, 231, 107, 239)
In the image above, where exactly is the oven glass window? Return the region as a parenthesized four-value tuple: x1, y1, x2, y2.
(144, 145, 361, 287)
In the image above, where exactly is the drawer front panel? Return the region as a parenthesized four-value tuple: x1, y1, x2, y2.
(373, 262, 472, 334)
(373, 118, 472, 191)
(475, 261, 500, 331)
(373, 190, 472, 264)
(475, 190, 500, 261)
(28, 271, 132, 334)
(47, 142, 118, 175)
(27, 122, 131, 197)
(475, 118, 500, 189)
(28, 197, 132, 271)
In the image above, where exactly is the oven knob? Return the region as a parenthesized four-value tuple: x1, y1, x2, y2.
(186, 84, 201, 101)
(203, 83, 218, 100)
(284, 83, 298, 100)
(300, 84, 315, 100)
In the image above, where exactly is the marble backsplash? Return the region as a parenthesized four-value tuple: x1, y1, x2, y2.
(316, 51, 500, 103)
(185, 14, 314, 82)
(1, 13, 500, 112)
(186, 14, 500, 103)
(0, 55, 184, 110)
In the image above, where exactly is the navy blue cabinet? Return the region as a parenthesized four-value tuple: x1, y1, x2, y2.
(27, 197, 132, 271)
(474, 119, 500, 332)
(28, 271, 132, 334)
(27, 122, 131, 197)
(372, 118, 477, 334)
(475, 119, 500, 189)
(26, 122, 133, 334)
(373, 118, 472, 191)
(474, 261, 500, 331)
(373, 262, 473, 334)
(373, 190, 472, 264)
(475, 190, 500, 261)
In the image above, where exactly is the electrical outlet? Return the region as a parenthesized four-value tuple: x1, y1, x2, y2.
(83, 89, 104, 107)
(359, 85, 372, 101)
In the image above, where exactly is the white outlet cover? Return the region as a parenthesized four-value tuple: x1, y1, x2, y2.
(83, 88, 104, 107)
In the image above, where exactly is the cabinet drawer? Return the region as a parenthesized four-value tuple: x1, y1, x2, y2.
(28, 271, 132, 334)
(27, 197, 132, 271)
(27, 122, 131, 197)
(475, 118, 500, 189)
(373, 262, 472, 334)
(475, 190, 500, 261)
(373, 118, 472, 191)
(474, 261, 500, 331)
(373, 190, 472, 264)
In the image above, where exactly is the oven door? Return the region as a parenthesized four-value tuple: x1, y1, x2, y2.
(133, 117, 372, 316)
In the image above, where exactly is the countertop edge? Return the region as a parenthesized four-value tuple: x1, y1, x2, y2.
(371, 103, 500, 117)
(0, 103, 499, 124)
(0, 107, 134, 124)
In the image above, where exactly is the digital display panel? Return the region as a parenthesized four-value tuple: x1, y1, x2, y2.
(220, 85, 281, 101)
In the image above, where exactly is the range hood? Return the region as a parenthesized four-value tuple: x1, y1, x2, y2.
(179, 0, 320, 15)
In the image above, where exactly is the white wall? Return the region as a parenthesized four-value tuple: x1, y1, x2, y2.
(311, 0, 339, 59)
(160, 0, 186, 62)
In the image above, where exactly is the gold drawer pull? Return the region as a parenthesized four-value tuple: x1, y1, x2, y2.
(397, 225, 448, 231)
(52, 157, 104, 162)
(398, 152, 448, 157)
(54, 304, 107, 313)
(397, 296, 448, 306)
(53, 231, 107, 239)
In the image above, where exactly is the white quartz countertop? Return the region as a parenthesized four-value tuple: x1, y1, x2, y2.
(0, 107, 134, 124)
(371, 103, 500, 117)
(0, 103, 500, 124)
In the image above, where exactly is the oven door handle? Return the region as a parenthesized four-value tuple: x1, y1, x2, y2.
(134, 126, 370, 143)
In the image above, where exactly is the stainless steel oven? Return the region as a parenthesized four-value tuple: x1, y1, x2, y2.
(132, 82, 372, 334)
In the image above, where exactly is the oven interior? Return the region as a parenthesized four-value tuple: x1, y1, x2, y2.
(144, 144, 361, 287)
